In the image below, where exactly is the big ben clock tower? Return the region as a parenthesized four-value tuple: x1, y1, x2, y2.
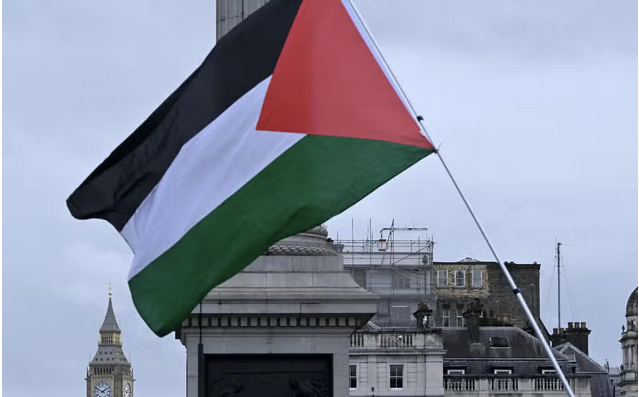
(86, 291, 134, 397)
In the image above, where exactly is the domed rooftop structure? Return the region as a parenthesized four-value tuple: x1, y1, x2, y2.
(626, 287, 638, 317)
(265, 224, 338, 256)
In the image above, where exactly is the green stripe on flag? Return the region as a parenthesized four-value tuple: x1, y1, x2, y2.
(129, 135, 433, 336)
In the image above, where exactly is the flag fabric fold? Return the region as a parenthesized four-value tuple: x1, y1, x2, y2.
(67, 0, 434, 337)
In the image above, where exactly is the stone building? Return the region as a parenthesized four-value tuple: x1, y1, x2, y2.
(86, 295, 133, 397)
(349, 327, 445, 397)
(349, 301, 599, 397)
(619, 287, 638, 396)
(432, 259, 541, 330)
(343, 247, 544, 333)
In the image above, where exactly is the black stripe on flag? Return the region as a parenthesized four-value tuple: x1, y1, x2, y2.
(67, 0, 303, 231)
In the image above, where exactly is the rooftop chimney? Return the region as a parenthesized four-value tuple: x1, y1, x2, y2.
(463, 299, 484, 344)
(551, 322, 591, 355)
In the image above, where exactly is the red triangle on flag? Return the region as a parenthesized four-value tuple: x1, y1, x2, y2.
(256, 0, 433, 149)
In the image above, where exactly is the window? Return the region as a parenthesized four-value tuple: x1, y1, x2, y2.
(390, 365, 404, 389)
(541, 369, 556, 375)
(455, 270, 465, 287)
(472, 270, 483, 288)
(442, 308, 450, 327)
(349, 364, 357, 389)
(447, 369, 466, 375)
(456, 305, 465, 326)
(494, 369, 512, 375)
(390, 305, 411, 325)
(489, 337, 510, 348)
(437, 270, 448, 287)
(392, 273, 411, 289)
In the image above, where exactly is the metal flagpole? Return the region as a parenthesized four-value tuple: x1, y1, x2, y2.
(198, 303, 204, 397)
(344, 1, 575, 395)
(556, 241, 562, 329)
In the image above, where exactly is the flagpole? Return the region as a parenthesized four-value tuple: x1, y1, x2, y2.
(344, 1, 574, 395)
(198, 302, 204, 397)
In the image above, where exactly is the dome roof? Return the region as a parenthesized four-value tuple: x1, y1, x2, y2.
(626, 287, 638, 317)
(304, 224, 329, 237)
(266, 224, 337, 256)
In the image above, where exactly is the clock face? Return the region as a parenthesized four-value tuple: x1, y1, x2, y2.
(94, 382, 111, 397)
(123, 382, 131, 397)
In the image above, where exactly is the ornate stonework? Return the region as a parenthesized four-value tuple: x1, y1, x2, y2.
(266, 225, 339, 256)
(619, 287, 638, 397)
(86, 296, 133, 397)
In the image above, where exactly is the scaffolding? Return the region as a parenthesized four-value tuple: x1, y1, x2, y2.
(336, 221, 436, 328)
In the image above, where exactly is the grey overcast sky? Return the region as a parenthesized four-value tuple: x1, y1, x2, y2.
(4, 1, 637, 396)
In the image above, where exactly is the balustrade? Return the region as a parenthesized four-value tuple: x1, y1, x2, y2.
(534, 377, 564, 391)
(490, 377, 518, 391)
(444, 377, 477, 391)
(349, 331, 427, 348)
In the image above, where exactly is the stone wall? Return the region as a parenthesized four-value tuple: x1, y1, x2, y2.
(487, 262, 540, 328)
(349, 330, 445, 397)
(432, 262, 540, 329)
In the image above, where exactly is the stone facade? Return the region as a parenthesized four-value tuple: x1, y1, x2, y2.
(349, 330, 445, 397)
(348, 322, 596, 397)
(619, 287, 638, 397)
(177, 227, 378, 397)
(433, 261, 541, 330)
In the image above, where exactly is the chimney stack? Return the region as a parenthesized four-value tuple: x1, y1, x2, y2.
(463, 299, 484, 344)
(551, 322, 591, 355)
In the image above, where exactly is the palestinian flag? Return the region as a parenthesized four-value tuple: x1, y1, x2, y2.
(67, 0, 434, 336)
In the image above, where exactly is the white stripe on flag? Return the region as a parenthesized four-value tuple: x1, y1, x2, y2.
(122, 77, 305, 279)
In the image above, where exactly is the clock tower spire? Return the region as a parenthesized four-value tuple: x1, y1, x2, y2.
(86, 291, 134, 397)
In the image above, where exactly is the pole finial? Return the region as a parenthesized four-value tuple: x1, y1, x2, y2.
(108, 281, 112, 298)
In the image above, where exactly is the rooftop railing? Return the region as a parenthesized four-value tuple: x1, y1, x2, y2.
(442, 376, 570, 394)
(338, 238, 434, 267)
(534, 376, 564, 391)
(349, 331, 441, 350)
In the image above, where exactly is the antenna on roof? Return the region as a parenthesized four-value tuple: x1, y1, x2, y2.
(555, 241, 562, 329)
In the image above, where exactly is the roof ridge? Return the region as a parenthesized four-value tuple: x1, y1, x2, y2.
(556, 342, 608, 373)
